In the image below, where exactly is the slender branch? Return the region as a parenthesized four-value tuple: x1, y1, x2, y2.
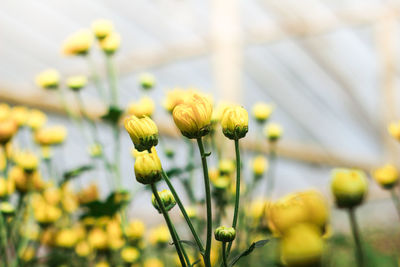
(390, 189, 400, 221)
(196, 138, 212, 267)
(265, 149, 277, 198)
(348, 208, 364, 267)
(222, 242, 228, 267)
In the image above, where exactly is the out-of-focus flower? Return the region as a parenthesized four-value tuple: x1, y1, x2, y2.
(212, 175, 230, 190)
(152, 189, 176, 213)
(95, 261, 110, 267)
(218, 159, 235, 175)
(252, 102, 273, 123)
(124, 115, 158, 152)
(0, 118, 18, 145)
(100, 32, 121, 55)
(36, 69, 60, 89)
(34, 125, 67, 146)
(125, 219, 145, 241)
(92, 19, 114, 39)
(78, 184, 99, 204)
(149, 225, 170, 246)
(185, 206, 197, 219)
(388, 121, 400, 141)
(75, 241, 92, 257)
(10, 167, 43, 192)
(139, 73, 155, 90)
(34, 203, 62, 226)
(27, 109, 47, 130)
(121, 247, 140, 263)
(373, 164, 399, 189)
(252, 155, 268, 178)
(211, 102, 231, 123)
(163, 88, 191, 113)
(264, 122, 283, 142)
(11, 106, 28, 127)
(0, 176, 15, 197)
(214, 226, 236, 242)
(0, 202, 15, 216)
(88, 227, 108, 250)
(67, 75, 88, 91)
(134, 149, 162, 185)
(127, 96, 155, 117)
(88, 143, 103, 158)
(144, 258, 164, 267)
(56, 228, 78, 248)
(14, 150, 39, 173)
(19, 245, 36, 262)
(0, 104, 10, 121)
(280, 224, 324, 267)
(331, 169, 368, 209)
(173, 93, 213, 139)
(221, 106, 249, 140)
(43, 187, 61, 205)
(62, 29, 93, 56)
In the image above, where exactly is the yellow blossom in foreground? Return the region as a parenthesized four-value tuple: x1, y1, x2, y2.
(100, 32, 121, 55)
(27, 109, 47, 130)
(34, 125, 67, 146)
(252, 102, 273, 123)
(62, 29, 93, 56)
(88, 227, 108, 250)
(373, 164, 399, 189)
(127, 96, 155, 117)
(75, 241, 92, 257)
(134, 148, 162, 184)
(92, 19, 114, 39)
(36, 69, 60, 89)
(124, 115, 158, 152)
(221, 105, 249, 140)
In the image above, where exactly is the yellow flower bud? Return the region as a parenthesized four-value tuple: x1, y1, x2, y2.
(100, 32, 121, 55)
(252, 155, 268, 178)
(152, 189, 176, 213)
(331, 169, 368, 209)
(0, 176, 14, 197)
(172, 93, 213, 139)
(139, 73, 155, 90)
(88, 143, 103, 158)
(11, 106, 29, 127)
(75, 241, 92, 257)
(0, 104, 10, 121)
(373, 164, 399, 189)
(35, 69, 60, 89)
(0, 118, 18, 144)
(19, 245, 36, 262)
(67, 75, 88, 91)
(88, 227, 108, 250)
(280, 224, 324, 267)
(92, 19, 114, 39)
(212, 175, 230, 190)
(221, 105, 249, 140)
(78, 184, 99, 204)
(125, 219, 146, 241)
(43, 187, 61, 205)
(10, 166, 43, 193)
(185, 206, 197, 219)
(218, 159, 235, 175)
(144, 258, 164, 267)
(134, 149, 162, 184)
(264, 122, 283, 142)
(127, 96, 155, 117)
(149, 225, 170, 246)
(214, 226, 236, 242)
(14, 150, 39, 173)
(62, 29, 93, 56)
(95, 261, 109, 267)
(252, 102, 273, 123)
(27, 109, 47, 130)
(34, 125, 67, 146)
(121, 247, 140, 263)
(55, 228, 78, 248)
(124, 115, 158, 152)
(388, 121, 400, 141)
(0, 202, 15, 216)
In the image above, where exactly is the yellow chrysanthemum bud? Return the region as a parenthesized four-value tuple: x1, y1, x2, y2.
(331, 169, 368, 209)
(0, 176, 14, 198)
(34, 125, 67, 146)
(0, 119, 18, 145)
(214, 226, 236, 242)
(134, 149, 162, 184)
(125, 219, 146, 241)
(27, 109, 47, 130)
(19, 245, 35, 262)
(264, 122, 283, 142)
(100, 32, 121, 55)
(218, 159, 235, 175)
(0, 104, 10, 121)
(34, 204, 62, 225)
(56, 228, 78, 248)
(149, 225, 170, 246)
(280, 224, 324, 267)
(127, 96, 155, 117)
(252, 155, 268, 178)
(75, 241, 92, 257)
(62, 29, 93, 56)
(124, 115, 158, 152)
(78, 184, 99, 204)
(95, 261, 109, 267)
(43, 187, 61, 205)
(221, 105, 249, 140)
(11, 106, 29, 127)
(36, 69, 60, 89)
(0, 202, 15, 216)
(88, 227, 108, 250)
(212, 175, 230, 190)
(252, 102, 273, 123)
(185, 206, 197, 219)
(144, 258, 164, 267)
(92, 19, 114, 39)
(139, 73, 155, 90)
(14, 150, 39, 173)
(373, 164, 399, 189)
(67, 75, 87, 91)
(151, 189, 176, 213)
(121, 247, 140, 263)
(10, 167, 43, 193)
(388, 121, 400, 141)
(172, 93, 213, 139)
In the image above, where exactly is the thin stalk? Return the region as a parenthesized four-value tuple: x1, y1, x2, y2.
(150, 184, 187, 267)
(196, 138, 212, 267)
(226, 139, 241, 256)
(172, 226, 191, 266)
(161, 170, 205, 253)
(105, 55, 118, 107)
(113, 125, 121, 188)
(390, 189, 400, 221)
(265, 149, 277, 199)
(348, 208, 364, 267)
(0, 208, 9, 267)
(222, 242, 228, 267)
(87, 56, 107, 102)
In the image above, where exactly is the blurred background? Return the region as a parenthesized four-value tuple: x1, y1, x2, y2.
(1, 0, 400, 250)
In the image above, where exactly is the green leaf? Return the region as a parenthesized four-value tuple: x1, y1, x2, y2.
(101, 105, 123, 124)
(61, 164, 93, 185)
(80, 190, 128, 218)
(228, 239, 269, 266)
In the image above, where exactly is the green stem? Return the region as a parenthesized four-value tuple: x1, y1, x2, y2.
(196, 138, 212, 267)
(113, 125, 121, 188)
(390, 189, 400, 221)
(226, 139, 241, 256)
(161, 170, 205, 253)
(348, 208, 364, 267)
(222, 242, 228, 267)
(87, 56, 107, 101)
(266, 150, 277, 199)
(150, 184, 187, 267)
(0, 205, 9, 267)
(105, 55, 118, 106)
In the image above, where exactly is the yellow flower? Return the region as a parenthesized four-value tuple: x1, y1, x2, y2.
(127, 96, 155, 117)
(218, 159, 235, 175)
(27, 109, 47, 130)
(121, 247, 140, 263)
(331, 169, 368, 208)
(252, 155, 268, 178)
(144, 258, 164, 267)
(211, 101, 232, 123)
(62, 29, 93, 56)
(88, 227, 108, 250)
(95, 261, 109, 267)
(0, 103, 10, 121)
(280, 224, 323, 267)
(139, 72, 155, 90)
(34, 203, 62, 225)
(152, 189, 176, 213)
(221, 105, 249, 140)
(34, 125, 67, 146)
(173, 93, 213, 139)
(125, 219, 146, 241)
(43, 187, 61, 205)
(134, 149, 162, 184)
(373, 164, 399, 189)
(92, 19, 114, 39)
(88, 143, 103, 158)
(11, 106, 29, 126)
(388, 121, 400, 141)
(124, 115, 158, 151)
(249, 199, 269, 221)
(19, 245, 36, 262)
(149, 225, 170, 246)
(100, 32, 121, 55)
(252, 102, 273, 123)
(35, 69, 60, 89)
(56, 228, 78, 248)
(264, 122, 283, 142)
(75, 241, 92, 257)
(163, 88, 191, 113)
(77, 184, 99, 204)
(185, 206, 197, 219)
(14, 150, 39, 173)
(0, 177, 14, 197)
(0, 202, 15, 216)
(212, 175, 230, 190)
(10, 166, 43, 193)
(67, 75, 87, 91)
(0, 118, 18, 144)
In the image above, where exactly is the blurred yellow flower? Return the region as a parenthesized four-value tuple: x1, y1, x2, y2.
(62, 29, 93, 56)
(124, 115, 158, 152)
(88, 143, 103, 158)
(19, 245, 36, 262)
(126, 219, 146, 241)
(212, 175, 230, 190)
(144, 258, 164, 267)
(14, 150, 39, 173)
(43, 187, 61, 205)
(34, 203, 62, 225)
(139, 72, 155, 90)
(0, 103, 10, 121)
(221, 105, 249, 140)
(388, 121, 400, 141)
(78, 184, 99, 204)
(0, 176, 14, 197)
(218, 159, 235, 175)
(100, 32, 121, 55)
(88, 227, 108, 250)
(75, 241, 92, 257)
(121, 247, 140, 263)
(10, 166, 43, 192)
(67, 75, 88, 91)
(252, 155, 268, 178)
(34, 125, 67, 146)
(149, 225, 170, 246)
(264, 122, 283, 142)
(127, 96, 155, 117)
(0, 118, 18, 145)
(373, 164, 399, 189)
(11, 106, 28, 126)
(331, 169, 368, 208)
(95, 261, 110, 267)
(36, 69, 60, 89)
(56, 228, 78, 248)
(92, 19, 114, 39)
(163, 88, 191, 113)
(27, 109, 47, 130)
(252, 102, 274, 123)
